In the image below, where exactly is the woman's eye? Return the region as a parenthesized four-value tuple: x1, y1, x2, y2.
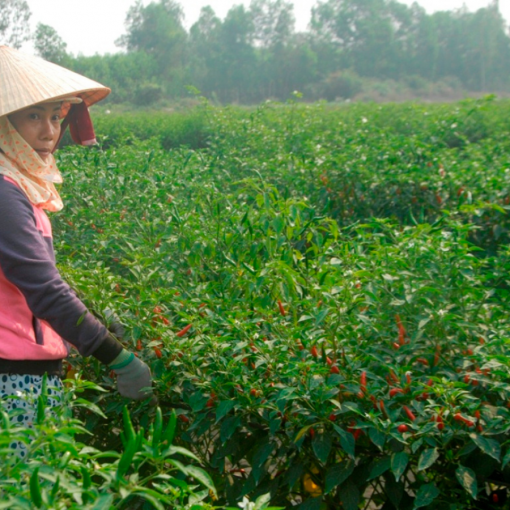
(29, 113, 39, 120)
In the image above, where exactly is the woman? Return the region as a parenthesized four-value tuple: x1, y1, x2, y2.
(0, 46, 151, 455)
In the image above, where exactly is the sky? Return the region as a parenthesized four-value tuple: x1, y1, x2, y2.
(23, 0, 510, 57)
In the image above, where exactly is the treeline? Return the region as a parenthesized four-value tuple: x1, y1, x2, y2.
(3, 0, 510, 104)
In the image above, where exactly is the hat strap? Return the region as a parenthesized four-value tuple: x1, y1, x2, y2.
(53, 103, 97, 152)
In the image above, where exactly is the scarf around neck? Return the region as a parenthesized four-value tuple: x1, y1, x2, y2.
(0, 116, 63, 212)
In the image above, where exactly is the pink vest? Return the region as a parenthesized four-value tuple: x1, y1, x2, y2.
(0, 177, 67, 360)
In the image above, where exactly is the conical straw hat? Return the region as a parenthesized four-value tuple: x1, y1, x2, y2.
(0, 45, 110, 117)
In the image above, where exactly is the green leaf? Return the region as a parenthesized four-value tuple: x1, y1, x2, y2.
(417, 448, 439, 471)
(368, 427, 386, 450)
(368, 456, 391, 480)
(391, 451, 409, 481)
(90, 495, 114, 510)
(414, 483, 440, 509)
(252, 441, 273, 483)
(253, 493, 271, 510)
(122, 406, 135, 442)
(297, 497, 321, 510)
(168, 445, 201, 462)
(117, 434, 137, 479)
(185, 465, 217, 496)
(324, 460, 355, 494)
(333, 424, 355, 459)
(338, 479, 360, 510)
(384, 473, 404, 508)
(456, 465, 478, 499)
(30, 467, 42, 509)
(287, 463, 304, 489)
(312, 431, 332, 464)
(215, 400, 235, 422)
(470, 433, 501, 462)
(152, 406, 163, 451)
(502, 449, 510, 469)
(220, 415, 241, 443)
(163, 410, 177, 445)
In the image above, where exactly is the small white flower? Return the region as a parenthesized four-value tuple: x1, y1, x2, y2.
(238, 497, 255, 510)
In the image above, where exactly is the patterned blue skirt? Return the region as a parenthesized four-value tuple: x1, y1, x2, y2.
(0, 374, 63, 458)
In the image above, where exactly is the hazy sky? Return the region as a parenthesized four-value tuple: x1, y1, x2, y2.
(23, 0, 509, 56)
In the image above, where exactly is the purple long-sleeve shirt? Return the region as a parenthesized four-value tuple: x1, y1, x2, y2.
(0, 175, 122, 365)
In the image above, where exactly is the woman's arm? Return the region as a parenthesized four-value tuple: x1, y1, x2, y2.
(0, 176, 121, 363)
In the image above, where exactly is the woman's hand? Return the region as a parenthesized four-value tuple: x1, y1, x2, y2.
(109, 349, 152, 400)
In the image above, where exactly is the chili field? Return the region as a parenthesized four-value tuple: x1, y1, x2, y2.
(6, 97, 510, 509)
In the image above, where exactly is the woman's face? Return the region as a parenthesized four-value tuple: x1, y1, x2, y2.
(8, 102, 62, 162)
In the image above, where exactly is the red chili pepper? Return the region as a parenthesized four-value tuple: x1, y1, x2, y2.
(330, 365, 340, 374)
(393, 342, 400, 350)
(390, 370, 399, 384)
(153, 306, 162, 314)
(310, 345, 319, 358)
(178, 414, 189, 423)
(464, 374, 471, 384)
(395, 314, 404, 332)
(454, 413, 475, 427)
(153, 347, 162, 358)
(136, 339, 142, 351)
(328, 413, 336, 421)
(426, 379, 434, 387)
(176, 324, 192, 337)
(434, 347, 440, 366)
(416, 357, 429, 366)
(309, 428, 315, 439)
(405, 372, 412, 385)
(389, 388, 405, 397)
(360, 371, 367, 392)
(403, 405, 416, 422)
(397, 424, 408, 433)
(326, 356, 333, 366)
(277, 300, 286, 317)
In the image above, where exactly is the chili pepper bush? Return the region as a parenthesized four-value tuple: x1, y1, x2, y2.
(53, 97, 510, 509)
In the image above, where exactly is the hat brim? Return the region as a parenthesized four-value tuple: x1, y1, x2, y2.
(0, 46, 110, 117)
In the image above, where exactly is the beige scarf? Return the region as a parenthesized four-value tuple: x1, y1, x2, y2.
(0, 116, 63, 212)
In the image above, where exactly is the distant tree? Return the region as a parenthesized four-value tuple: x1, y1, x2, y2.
(117, 0, 187, 93)
(70, 52, 159, 104)
(0, 0, 31, 49)
(188, 7, 223, 95)
(34, 23, 68, 64)
(249, 0, 295, 49)
(310, 0, 403, 79)
(214, 5, 257, 102)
